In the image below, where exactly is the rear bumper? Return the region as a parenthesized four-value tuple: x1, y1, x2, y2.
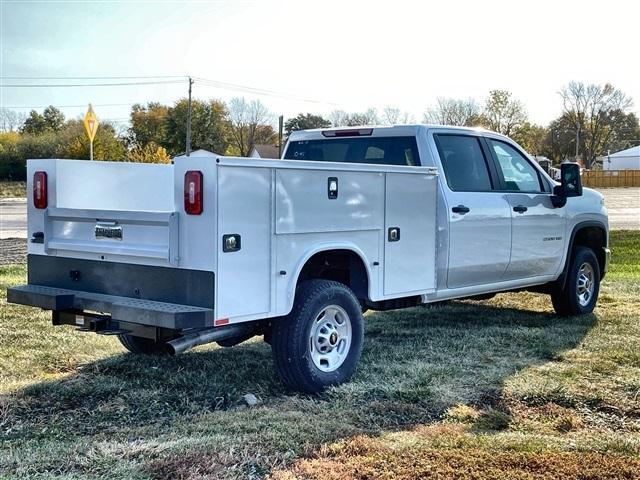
(7, 284, 214, 329)
(7, 255, 216, 331)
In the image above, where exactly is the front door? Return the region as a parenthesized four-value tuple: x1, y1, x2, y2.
(433, 133, 512, 288)
(485, 138, 566, 279)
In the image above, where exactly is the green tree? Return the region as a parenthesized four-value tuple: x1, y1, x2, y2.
(127, 142, 171, 163)
(57, 120, 126, 160)
(544, 113, 578, 163)
(0, 131, 24, 179)
(127, 102, 169, 148)
(20, 106, 65, 134)
(284, 113, 331, 134)
(605, 110, 640, 154)
(20, 110, 48, 135)
(512, 122, 548, 156)
(42, 106, 65, 131)
(163, 98, 229, 155)
(483, 90, 527, 135)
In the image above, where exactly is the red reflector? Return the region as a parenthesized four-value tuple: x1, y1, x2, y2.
(184, 170, 203, 215)
(33, 171, 48, 209)
(214, 318, 229, 326)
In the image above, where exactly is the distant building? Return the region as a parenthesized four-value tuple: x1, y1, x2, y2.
(602, 146, 640, 170)
(250, 144, 282, 159)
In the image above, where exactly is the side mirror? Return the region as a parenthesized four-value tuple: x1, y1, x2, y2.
(551, 162, 582, 207)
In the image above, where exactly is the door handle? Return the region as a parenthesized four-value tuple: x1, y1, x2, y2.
(513, 205, 528, 213)
(451, 205, 470, 214)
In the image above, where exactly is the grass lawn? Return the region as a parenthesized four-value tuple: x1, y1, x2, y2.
(0, 182, 26, 198)
(0, 231, 638, 479)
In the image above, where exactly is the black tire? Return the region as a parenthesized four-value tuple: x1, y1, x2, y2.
(117, 334, 166, 354)
(271, 279, 364, 393)
(551, 246, 600, 316)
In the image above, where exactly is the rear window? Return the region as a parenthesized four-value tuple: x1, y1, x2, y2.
(284, 136, 419, 166)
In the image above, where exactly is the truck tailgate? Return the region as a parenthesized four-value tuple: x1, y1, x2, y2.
(29, 159, 180, 266)
(43, 208, 179, 264)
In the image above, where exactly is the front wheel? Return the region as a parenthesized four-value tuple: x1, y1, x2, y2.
(551, 246, 600, 316)
(271, 280, 364, 393)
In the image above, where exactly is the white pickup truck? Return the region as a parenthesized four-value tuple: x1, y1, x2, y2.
(9, 125, 610, 393)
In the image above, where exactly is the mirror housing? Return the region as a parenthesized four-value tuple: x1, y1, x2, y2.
(558, 162, 583, 197)
(551, 162, 582, 207)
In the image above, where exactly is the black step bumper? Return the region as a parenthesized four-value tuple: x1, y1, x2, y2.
(8, 284, 214, 329)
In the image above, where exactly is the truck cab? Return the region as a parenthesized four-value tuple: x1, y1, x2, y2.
(9, 125, 609, 393)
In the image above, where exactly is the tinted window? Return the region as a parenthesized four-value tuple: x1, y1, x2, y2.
(284, 136, 419, 166)
(489, 139, 542, 192)
(435, 135, 493, 191)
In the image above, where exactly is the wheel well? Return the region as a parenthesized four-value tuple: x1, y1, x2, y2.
(297, 249, 369, 301)
(572, 225, 607, 278)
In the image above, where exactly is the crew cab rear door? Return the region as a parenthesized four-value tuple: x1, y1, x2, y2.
(433, 133, 512, 288)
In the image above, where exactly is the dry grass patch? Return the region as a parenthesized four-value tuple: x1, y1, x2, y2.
(0, 181, 26, 198)
(272, 432, 640, 480)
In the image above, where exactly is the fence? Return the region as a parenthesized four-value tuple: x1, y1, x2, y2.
(581, 170, 640, 188)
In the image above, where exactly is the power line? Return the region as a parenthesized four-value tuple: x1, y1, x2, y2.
(0, 75, 186, 80)
(3, 102, 138, 109)
(0, 80, 185, 88)
(0, 74, 337, 106)
(193, 76, 337, 106)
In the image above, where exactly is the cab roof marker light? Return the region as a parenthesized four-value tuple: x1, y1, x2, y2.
(322, 128, 373, 137)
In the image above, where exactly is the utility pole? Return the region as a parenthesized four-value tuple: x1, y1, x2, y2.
(186, 76, 194, 156)
(278, 115, 284, 158)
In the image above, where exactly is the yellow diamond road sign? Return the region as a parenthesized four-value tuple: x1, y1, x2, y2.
(83, 104, 99, 142)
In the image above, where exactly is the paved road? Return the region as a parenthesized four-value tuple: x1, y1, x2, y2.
(0, 198, 27, 239)
(600, 187, 640, 230)
(1, 188, 638, 240)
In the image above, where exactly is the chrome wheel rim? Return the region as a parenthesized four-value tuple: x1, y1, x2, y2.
(309, 305, 352, 373)
(576, 262, 595, 307)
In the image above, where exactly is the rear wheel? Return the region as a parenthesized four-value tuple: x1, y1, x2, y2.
(271, 280, 364, 393)
(117, 334, 166, 354)
(551, 246, 600, 316)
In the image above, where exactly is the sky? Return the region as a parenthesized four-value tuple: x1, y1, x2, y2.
(1, 0, 639, 130)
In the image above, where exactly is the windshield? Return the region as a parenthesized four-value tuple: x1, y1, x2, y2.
(284, 136, 420, 166)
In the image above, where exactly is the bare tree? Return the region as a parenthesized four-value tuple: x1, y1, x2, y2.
(424, 97, 481, 126)
(560, 81, 633, 168)
(329, 110, 348, 127)
(0, 108, 26, 132)
(382, 106, 401, 125)
(227, 97, 275, 156)
(381, 106, 415, 125)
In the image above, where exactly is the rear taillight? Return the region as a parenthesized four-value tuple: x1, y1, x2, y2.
(184, 170, 203, 215)
(33, 171, 48, 209)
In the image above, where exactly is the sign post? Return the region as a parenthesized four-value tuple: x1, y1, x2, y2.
(83, 104, 99, 160)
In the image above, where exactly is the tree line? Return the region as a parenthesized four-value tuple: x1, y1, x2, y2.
(1, 81, 638, 179)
